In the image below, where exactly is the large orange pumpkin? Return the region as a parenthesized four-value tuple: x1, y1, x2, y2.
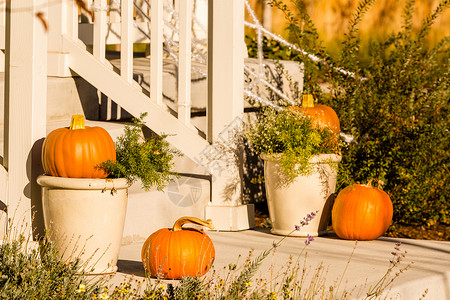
(41, 115, 116, 178)
(141, 217, 215, 279)
(332, 181, 393, 240)
(289, 94, 340, 135)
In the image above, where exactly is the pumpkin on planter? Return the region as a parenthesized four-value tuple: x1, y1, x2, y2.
(332, 181, 393, 240)
(41, 115, 116, 178)
(141, 217, 215, 279)
(289, 94, 340, 135)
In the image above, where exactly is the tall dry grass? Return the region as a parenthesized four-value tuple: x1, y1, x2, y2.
(247, 0, 450, 56)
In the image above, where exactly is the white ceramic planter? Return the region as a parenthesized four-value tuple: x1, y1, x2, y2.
(261, 154, 341, 237)
(37, 175, 130, 274)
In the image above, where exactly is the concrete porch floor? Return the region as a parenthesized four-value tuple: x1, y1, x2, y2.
(110, 229, 450, 299)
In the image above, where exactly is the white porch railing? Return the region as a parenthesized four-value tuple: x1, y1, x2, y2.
(2, 0, 253, 233)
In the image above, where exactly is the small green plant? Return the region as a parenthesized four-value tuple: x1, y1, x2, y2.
(98, 113, 182, 191)
(244, 107, 340, 180)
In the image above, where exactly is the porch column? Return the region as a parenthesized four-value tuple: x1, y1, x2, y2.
(205, 0, 254, 231)
(4, 0, 48, 237)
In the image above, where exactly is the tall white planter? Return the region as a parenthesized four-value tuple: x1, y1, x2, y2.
(262, 154, 341, 237)
(37, 175, 130, 274)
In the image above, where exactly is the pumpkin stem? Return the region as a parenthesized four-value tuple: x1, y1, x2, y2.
(302, 94, 315, 108)
(70, 115, 85, 130)
(172, 217, 215, 232)
(364, 179, 385, 189)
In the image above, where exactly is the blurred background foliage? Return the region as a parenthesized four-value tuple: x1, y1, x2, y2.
(246, 0, 450, 64)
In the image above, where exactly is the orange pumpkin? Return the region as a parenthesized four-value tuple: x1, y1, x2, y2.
(289, 94, 340, 135)
(41, 115, 116, 178)
(332, 181, 393, 240)
(141, 217, 215, 279)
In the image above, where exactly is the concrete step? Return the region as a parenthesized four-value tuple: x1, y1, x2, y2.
(112, 231, 450, 300)
(0, 73, 99, 127)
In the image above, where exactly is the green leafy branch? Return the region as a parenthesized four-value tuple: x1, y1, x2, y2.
(97, 113, 182, 191)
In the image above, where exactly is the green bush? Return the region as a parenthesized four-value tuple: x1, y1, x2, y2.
(265, 0, 449, 227)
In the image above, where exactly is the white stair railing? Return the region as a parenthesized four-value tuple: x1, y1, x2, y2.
(0, 0, 252, 231)
(46, 0, 210, 158)
(74, 0, 251, 230)
(75, 0, 198, 129)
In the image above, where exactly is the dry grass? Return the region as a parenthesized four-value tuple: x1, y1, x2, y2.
(247, 0, 450, 53)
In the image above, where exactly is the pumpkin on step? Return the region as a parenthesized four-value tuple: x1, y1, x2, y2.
(41, 115, 116, 178)
(332, 181, 393, 240)
(141, 217, 215, 279)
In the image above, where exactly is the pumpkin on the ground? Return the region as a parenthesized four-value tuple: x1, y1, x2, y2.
(141, 217, 215, 279)
(41, 115, 116, 178)
(332, 181, 393, 240)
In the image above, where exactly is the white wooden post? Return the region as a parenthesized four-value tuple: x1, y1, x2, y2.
(121, 0, 133, 82)
(205, 0, 254, 231)
(150, 0, 163, 105)
(48, 0, 78, 76)
(178, 0, 192, 125)
(93, 0, 107, 62)
(93, 0, 108, 117)
(4, 0, 47, 236)
(207, 0, 244, 141)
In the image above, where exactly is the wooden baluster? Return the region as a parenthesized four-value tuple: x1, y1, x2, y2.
(121, 0, 133, 83)
(178, 0, 192, 125)
(47, 0, 78, 76)
(93, 0, 107, 62)
(150, 0, 163, 105)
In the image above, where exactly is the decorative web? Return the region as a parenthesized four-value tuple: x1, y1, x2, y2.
(107, 0, 353, 110)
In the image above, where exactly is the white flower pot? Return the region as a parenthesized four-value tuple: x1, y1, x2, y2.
(261, 154, 341, 237)
(37, 175, 130, 274)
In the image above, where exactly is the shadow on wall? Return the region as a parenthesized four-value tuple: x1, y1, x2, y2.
(242, 139, 267, 209)
(73, 73, 134, 123)
(28, 138, 45, 240)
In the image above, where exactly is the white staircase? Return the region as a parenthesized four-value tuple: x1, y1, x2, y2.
(0, 0, 260, 239)
(63, 36, 210, 162)
(0, 0, 305, 239)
